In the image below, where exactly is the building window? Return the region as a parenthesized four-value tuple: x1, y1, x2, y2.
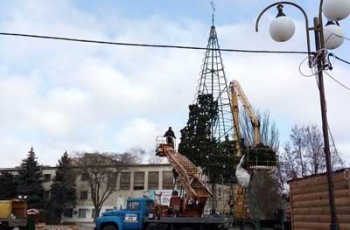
(91, 209, 95, 219)
(43, 174, 51, 182)
(80, 190, 88, 200)
(78, 209, 88, 218)
(133, 172, 145, 190)
(63, 209, 73, 218)
(107, 172, 117, 189)
(119, 172, 130, 190)
(162, 171, 173, 189)
(218, 187, 222, 197)
(148, 172, 159, 190)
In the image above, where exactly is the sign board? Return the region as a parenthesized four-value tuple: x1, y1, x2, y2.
(147, 190, 173, 205)
(124, 213, 137, 222)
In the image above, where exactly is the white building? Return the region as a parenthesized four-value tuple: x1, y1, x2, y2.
(1, 164, 230, 223)
(41, 164, 174, 223)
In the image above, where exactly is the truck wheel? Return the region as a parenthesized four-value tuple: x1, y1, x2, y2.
(146, 223, 157, 230)
(242, 223, 255, 230)
(102, 224, 118, 230)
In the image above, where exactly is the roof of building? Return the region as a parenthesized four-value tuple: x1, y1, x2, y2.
(287, 168, 350, 183)
(0, 163, 171, 172)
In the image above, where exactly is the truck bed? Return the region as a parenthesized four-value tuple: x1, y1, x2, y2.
(144, 216, 231, 224)
(144, 216, 232, 230)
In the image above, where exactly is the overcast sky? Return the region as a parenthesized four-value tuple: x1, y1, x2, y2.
(0, 0, 349, 167)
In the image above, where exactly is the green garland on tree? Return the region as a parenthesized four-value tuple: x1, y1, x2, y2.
(179, 94, 235, 183)
(243, 143, 277, 168)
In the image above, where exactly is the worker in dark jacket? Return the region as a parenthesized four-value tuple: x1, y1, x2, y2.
(164, 127, 176, 147)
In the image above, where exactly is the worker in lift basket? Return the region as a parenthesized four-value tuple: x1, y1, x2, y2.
(164, 127, 176, 148)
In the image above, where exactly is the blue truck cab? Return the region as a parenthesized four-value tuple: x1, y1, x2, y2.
(95, 198, 154, 230)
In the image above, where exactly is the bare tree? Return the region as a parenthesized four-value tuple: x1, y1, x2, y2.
(304, 125, 325, 174)
(280, 124, 344, 182)
(148, 154, 165, 164)
(240, 109, 284, 216)
(280, 143, 300, 180)
(120, 147, 145, 164)
(240, 110, 279, 151)
(289, 125, 307, 177)
(74, 152, 132, 220)
(123, 147, 165, 164)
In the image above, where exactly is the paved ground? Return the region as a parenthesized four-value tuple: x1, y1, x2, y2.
(31, 225, 272, 230)
(13, 223, 95, 230)
(44, 224, 94, 230)
(41, 224, 243, 230)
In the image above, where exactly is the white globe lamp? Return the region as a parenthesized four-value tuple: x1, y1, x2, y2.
(269, 5, 296, 42)
(323, 21, 344, 49)
(323, 0, 350, 21)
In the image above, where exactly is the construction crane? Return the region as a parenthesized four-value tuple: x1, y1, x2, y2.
(230, 80, 261, 157)
(230, 79, 263, 229)
(230, 80, 280, 230)
(155, 137, 212, 217)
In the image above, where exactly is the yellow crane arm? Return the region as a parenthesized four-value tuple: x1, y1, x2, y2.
(230, 81, 242, 157)
(230, 80, 261, 150)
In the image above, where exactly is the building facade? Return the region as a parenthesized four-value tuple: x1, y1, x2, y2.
(1, 164, 231, 223)
(41, 164, 175, 223)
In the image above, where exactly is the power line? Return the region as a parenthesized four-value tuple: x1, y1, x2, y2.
(329, 53, 350, 66)
(334, 33, 350, 42)
(324, 30, 350, 42)
(324, 71, 350, 91)
(328, 124, 345, 168)
(0, 32, 309, 54)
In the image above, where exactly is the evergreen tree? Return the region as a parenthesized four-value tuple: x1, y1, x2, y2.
(17, 147, 44, 209)
(179, 94, 235, 183)
(0, 171, 17, 199)
(47, 152, 76, 223)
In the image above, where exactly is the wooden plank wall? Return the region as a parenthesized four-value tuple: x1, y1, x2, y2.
(290, 172, 350, 230)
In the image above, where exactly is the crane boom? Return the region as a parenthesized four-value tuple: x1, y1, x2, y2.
(156, 138, 212, 217)
(230, 80, 261, 155)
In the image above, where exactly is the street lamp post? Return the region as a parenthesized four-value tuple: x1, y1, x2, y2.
(255, 1, 350, 230)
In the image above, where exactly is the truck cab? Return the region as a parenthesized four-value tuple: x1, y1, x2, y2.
(95, 198, 154, 230)
(0, 199, 27, 230)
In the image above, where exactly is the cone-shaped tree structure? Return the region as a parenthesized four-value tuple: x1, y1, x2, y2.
(196, 24, 233, 143)
(179, 20, 235, 182)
